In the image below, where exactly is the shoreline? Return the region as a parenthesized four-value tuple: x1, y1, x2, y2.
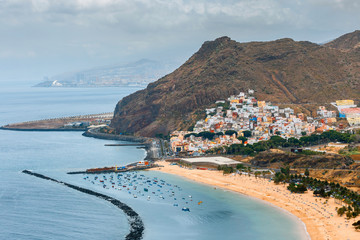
(0, 126, 86, 131)
(82, 128, 149, 142)
(82, 128, 163, 160)
(0, 112, 113, 131)
(151, 161, 360, 240)
(82, 128, 156, 160)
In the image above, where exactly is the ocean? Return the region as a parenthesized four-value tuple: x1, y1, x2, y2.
(0, 83, 309, 240)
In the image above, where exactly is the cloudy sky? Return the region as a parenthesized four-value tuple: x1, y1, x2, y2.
(1, 0, 359, 84)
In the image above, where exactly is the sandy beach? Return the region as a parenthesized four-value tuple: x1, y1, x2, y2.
(151, 161, 359, 240)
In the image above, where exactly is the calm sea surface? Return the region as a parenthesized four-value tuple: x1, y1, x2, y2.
(0, 83, 309, 240)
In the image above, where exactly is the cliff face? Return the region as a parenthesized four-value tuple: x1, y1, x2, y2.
(111, 32, 360, 137)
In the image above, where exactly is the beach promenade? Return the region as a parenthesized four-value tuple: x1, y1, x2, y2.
(152, 161, 360, 240)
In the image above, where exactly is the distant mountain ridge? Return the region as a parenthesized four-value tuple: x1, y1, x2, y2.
(35, 59, 178, 87)
(325, 30, 360, 51)
(109, 31, 360, 137)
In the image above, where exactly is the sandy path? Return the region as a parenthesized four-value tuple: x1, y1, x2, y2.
(151, 161, 360, 240)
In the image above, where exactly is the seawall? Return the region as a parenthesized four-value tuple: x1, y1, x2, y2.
(83, 128, 148, 143)
(22, 170, 144, 240)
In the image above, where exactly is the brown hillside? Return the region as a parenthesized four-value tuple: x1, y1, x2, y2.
(111, 32, 360, 137)
(250, 151, 354, 169)
(325, 30, 360, 51)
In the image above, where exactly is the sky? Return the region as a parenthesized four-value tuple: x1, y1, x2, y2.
(0, 0, 359, 84)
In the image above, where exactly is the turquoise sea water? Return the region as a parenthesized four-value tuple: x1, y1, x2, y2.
(0, 84, 309, 240)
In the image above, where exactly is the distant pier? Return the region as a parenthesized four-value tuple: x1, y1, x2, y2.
(67, 162, 157, 175)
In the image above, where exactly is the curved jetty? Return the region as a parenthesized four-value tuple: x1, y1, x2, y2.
(22, 170, 144, 240)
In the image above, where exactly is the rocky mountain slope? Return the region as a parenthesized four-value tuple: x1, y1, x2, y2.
(325, 30, 360, 51)
(111, 31, 360, 137)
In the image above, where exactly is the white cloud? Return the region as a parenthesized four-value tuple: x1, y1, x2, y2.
(0, 0, 359, 81)
(31, 0, 50, 12)
(0, 0, 299, 28)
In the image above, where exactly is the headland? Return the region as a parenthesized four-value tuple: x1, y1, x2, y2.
(0, 112, 113, 131)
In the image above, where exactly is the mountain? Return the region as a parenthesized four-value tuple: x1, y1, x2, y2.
(111, 32, 360, 137)
(35, 59, 178, 87)
(324, 30, 360, 51)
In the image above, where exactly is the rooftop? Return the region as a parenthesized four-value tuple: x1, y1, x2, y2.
(341, 108, 360, 114)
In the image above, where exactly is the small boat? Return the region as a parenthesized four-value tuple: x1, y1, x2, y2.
(182, 207, 190, 212)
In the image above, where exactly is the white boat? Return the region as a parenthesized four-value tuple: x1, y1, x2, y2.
(182, 207, 190, 212)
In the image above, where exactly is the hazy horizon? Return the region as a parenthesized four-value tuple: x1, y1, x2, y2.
(1, 0, 359, 85)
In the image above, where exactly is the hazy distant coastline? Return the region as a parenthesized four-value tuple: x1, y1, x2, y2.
(35, 59, 179, 88)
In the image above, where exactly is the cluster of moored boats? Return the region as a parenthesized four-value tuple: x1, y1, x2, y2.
(82, 171, 203, 212)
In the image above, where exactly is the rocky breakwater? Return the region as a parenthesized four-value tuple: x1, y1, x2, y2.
(82, 128, 160, 160)
(22, 170, 144, 240)
(82, 127, 148, 142)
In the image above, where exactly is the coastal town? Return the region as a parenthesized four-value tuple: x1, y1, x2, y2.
(3, 1, 360, 240)
(3, 91, 360, 240)
(170, 90, 360, 156)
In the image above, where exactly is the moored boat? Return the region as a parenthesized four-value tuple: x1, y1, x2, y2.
(182, 207, 190, 212)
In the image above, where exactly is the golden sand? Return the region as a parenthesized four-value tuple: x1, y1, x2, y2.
(151, 161, 360, 240)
